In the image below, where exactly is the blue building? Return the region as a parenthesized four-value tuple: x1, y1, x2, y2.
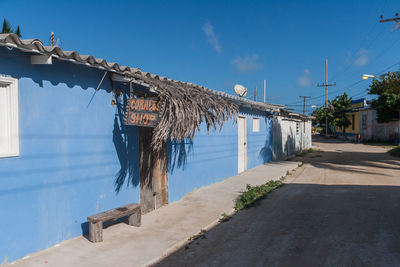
(0, 33, 311, 263)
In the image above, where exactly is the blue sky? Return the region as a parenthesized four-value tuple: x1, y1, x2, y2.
(1, 0, 400, 113)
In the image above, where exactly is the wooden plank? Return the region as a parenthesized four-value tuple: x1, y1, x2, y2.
(87, 203, 140, 223)
(125, 97, 160, 127)
(153, 157, 168, 208)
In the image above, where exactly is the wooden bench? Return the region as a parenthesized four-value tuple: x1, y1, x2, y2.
(87, 203, 141, 242)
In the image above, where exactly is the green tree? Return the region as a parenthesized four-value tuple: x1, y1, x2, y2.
(1, 19, 22, 37)
(331, 92, 352, 136)
(312, 106, 334, 128)
(368, 72, 400, 123)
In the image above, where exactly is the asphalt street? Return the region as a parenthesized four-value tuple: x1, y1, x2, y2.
(156, 138, 400, 267)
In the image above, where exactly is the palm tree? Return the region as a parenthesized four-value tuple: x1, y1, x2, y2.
(1, 19, 22, 37)
(15, 25, 21, 37)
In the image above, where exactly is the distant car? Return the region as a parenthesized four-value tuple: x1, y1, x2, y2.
(312, 126, 322, 135)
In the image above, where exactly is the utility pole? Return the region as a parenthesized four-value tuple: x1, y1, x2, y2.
(254, 86, 257, 102)
(264, 80, 266, 103)
(317, 59, 336, 136)
(380, 13, 400, 23)
(380, 13, 400, 144)
(299, 96, 311, 114)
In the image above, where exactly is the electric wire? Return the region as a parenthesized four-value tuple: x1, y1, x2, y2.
(330, 1, 390, 82)
(285, 59, 400, 107)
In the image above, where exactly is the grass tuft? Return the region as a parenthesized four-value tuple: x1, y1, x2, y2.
(219, 213, 232, 223)
(234, 180, 283, 210)
(389, 146, 400, 157)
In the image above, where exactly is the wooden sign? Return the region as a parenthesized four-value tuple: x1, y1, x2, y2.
(125, 97, 161, 127)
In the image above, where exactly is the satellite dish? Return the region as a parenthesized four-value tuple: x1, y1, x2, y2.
(234, 84, 247, 97)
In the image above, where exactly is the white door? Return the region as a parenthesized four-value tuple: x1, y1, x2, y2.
(238, 116, 247, 173)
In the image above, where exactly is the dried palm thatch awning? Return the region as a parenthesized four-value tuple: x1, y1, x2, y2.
(0, 33, 285, 151)
(124, 73, 238, 151)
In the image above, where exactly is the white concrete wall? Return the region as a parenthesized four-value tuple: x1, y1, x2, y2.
(273, 116, 312, 160)
(359, 109, 399, 143)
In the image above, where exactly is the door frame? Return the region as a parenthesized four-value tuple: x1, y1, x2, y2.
(238, 116, 247, 173)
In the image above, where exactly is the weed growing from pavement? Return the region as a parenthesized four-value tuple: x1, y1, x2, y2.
(219, 213, 232, 223)
(234, 180, 283, 210)
(389, 146, 400, 157)
(188, 229, 207, 242)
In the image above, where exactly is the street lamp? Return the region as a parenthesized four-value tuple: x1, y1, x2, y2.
(362, 74, 375, 80)
(362, 74, 400, 145)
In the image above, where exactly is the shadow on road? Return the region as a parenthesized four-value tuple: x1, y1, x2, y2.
(300, 137, 400, 177)
(154, 138, 400, 267)
(154, 183, 400, 267)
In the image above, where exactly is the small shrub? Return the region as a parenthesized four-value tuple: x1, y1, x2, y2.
(234, 180, 283, 210)
(389, 146, 400, 157)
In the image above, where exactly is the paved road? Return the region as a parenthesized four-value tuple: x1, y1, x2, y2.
(156, 138, 400, 267)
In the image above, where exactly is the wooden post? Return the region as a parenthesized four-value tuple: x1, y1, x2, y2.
(139, 127, 168, 214)
(128, 212, 141, 227)
(88, 221, 103, 243)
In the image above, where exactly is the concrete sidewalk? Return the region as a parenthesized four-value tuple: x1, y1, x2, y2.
(9, 161, 300, 267)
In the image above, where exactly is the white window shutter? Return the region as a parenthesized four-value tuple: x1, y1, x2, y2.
(252, 118, 260, 132)
(0, 76, 19, 158)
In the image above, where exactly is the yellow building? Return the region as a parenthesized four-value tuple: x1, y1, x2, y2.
(335, 98, 366, 138)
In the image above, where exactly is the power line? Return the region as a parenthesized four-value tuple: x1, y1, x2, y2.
(331, 7, 390, 82)
(285, 59, 400, 106)
(331, 26, 387, 81)
(380, 14, 400, 23)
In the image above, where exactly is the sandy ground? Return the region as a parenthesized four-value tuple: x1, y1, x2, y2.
(156, 137, 400, 267)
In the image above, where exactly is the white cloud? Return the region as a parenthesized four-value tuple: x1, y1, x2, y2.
(232, 54, 263, 73)
(354, 48, 370, 67)
(202, 22, 222, 54)
(297, 69, 312, 87)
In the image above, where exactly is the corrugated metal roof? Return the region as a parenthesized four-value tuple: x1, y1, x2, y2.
(0, 33, 295, 113)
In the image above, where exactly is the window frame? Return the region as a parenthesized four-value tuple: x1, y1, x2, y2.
(252, 117, 260, 132)
(0, 76, 19, 158)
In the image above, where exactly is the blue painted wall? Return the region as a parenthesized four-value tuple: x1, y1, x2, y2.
(168, 121, 238, 202)
(243, 108, 273, 170)
(168, 107, 273, 202)
(0, 48, 274, 262)
(0, 48, 140, 262)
